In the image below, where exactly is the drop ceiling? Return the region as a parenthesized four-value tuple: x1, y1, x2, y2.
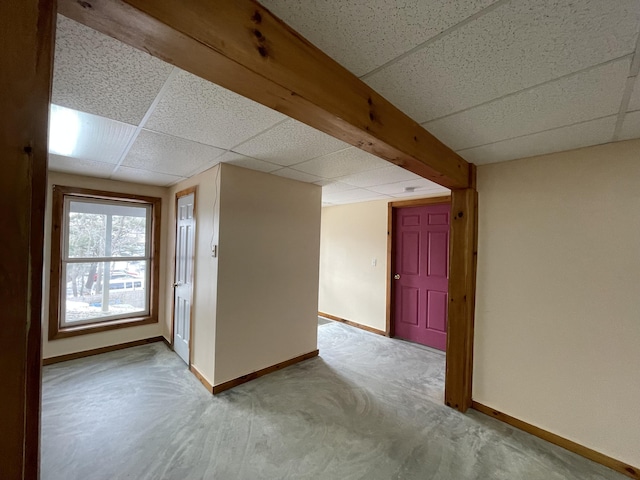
(49, 1, 640, 205)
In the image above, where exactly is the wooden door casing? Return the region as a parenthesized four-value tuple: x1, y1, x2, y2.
(173, 190, 196, 365)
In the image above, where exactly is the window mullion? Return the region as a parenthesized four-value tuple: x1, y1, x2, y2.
(64, 256, 149, 264)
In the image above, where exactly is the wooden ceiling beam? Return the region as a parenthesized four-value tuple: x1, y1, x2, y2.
(58, 0, 471, 189)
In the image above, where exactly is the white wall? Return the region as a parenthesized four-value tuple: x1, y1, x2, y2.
(43, 172, 169, 359)
(214, 164, 321, 385)
(319, 200, 389, 331)
(474, 139, 640, 467)
(168, 165, 221, 385)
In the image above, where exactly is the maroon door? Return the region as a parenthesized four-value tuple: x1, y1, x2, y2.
(392, 203, 450, 351)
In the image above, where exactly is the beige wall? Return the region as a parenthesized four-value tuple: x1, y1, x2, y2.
(474, 139, 640, 467)
(43, 172, 169, 359)
(318, 194, 449, 332)
(167, 165, 221, 385)
(319, 200, 389, 331)
(168, 164, 321, 386)
(214, 164, 321, 385)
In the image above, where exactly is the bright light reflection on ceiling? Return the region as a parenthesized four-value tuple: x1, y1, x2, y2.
(49, 104, 80, 156)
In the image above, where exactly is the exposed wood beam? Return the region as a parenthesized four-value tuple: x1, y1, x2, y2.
(445, 168, 478, 412)
(58, 0, 470, 189)
(0, 0, 55, 478)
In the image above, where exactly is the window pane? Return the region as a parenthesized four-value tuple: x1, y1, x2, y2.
(68, 200, 148, 258)
(110, 213, 148, 257)
(67, 208, 106, 258)
(62, 260, 148, 325)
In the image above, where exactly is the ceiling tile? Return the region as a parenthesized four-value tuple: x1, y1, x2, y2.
(53, 15, 173, 124)
(260, 0, 497, 77)
(49, 105, 135, 164)
(111, 166, 184, 186)
(122, 130, 225, 177)
(458, 115, 617, 164)
(48, 154, 115, 178)
(314, 179, 334, 187)
(424, 59, 630, 151)
(337, 165, 422, 187)
(368, 179, 446, 195)
(365, 0, 639, 123)
(271, 168, 324, 183)
(144, 69, 287, 149)
(234, 119, 351, 166)
(293, 147, 389, 179)
(323, 188, 391, 205)
(217, 152, 282, 174)
(619, 111, 640, 141)
(317, 182, 358, 195)
(628, 79, 640, 112)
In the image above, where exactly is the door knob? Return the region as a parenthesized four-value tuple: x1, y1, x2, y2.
(173, 282, 182, 287)
(394, 274, 401, 280)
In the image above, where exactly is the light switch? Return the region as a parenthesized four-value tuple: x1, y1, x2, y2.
(371, 258, 377, 267)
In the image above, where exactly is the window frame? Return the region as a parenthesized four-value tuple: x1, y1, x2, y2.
(48, 185, 162, 340)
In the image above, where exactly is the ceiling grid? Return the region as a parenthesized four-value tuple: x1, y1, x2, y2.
(48, 1, 640, 204)
(612, 30, 640, 140)
(109, 67, 181, 179)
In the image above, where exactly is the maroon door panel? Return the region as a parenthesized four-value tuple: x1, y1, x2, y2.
(393, 203, 450, 351)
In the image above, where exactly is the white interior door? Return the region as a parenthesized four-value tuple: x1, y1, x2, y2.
(173, 192, 195, 365)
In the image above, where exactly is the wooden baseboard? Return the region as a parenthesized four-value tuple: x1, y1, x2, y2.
(212, 350, 319, 394)
(162, 336, 172, 349)
(42, 336, 165, 366)
(471, 401, 639, 479)
(319, 312, 387, 336)
(189, 364, 214, 393)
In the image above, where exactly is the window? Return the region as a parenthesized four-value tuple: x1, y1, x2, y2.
(49, 186, 161, 339)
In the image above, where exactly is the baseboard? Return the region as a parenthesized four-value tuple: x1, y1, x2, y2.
(42, 336, 165, 366)
(471, 401, 639, 479)
(319, 311, 387, 336)
(162, 336, 172, 349)
(212, 349, 319, 394)
(189, 364, 214, 393)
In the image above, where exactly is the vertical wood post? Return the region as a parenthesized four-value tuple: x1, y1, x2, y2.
(445, 167, 479, 412)
(0, 0, 55, 478)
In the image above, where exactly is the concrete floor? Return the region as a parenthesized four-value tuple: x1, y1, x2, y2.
(41, 321, 623, 479)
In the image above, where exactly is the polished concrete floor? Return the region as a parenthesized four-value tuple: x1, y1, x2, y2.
(41, 321, 623, 479)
